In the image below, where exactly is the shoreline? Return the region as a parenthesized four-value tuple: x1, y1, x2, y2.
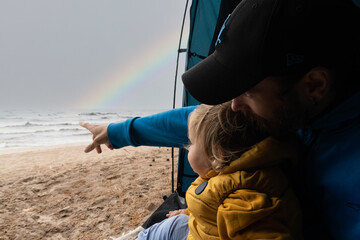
(0, 144, 178, 239)
(0, 142, 89, 154)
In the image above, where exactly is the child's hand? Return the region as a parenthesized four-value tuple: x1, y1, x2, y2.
(166, 209, 186, 218)
(79, 122, 114, 154)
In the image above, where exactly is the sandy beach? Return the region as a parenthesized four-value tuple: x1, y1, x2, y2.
(0, 144, 178, 240)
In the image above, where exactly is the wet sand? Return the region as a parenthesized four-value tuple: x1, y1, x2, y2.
(0, 144, 177, 239)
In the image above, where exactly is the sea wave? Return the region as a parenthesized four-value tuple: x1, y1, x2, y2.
(2, 122, 77, 128)
(59, 128, 82, 132)
(34, 129, 56, 133)
(78, 112, 118, 116)
(72, 133, 92, 136)
(0, 131, 31, 135)
(0, 109, 154, 150)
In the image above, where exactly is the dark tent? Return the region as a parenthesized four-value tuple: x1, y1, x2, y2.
(142, 0, 242, 228)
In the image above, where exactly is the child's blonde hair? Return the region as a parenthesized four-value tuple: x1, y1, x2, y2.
(188, 101, 268, 171)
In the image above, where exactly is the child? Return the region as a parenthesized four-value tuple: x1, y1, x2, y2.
(137, 102, 303, 240)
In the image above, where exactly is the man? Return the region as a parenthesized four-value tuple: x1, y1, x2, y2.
(81, 0, 360, 238)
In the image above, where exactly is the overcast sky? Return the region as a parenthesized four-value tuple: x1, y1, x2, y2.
(0, 0, 189, 112)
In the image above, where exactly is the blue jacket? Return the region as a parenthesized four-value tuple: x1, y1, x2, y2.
(107, 106, 195, 149)
(107, 91, 360, 239)
(297, 91, 360, 239)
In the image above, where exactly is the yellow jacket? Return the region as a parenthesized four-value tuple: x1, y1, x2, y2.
(185, 137, 303, 240)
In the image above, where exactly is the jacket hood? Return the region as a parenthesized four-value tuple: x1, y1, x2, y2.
(204, 137, 298, 178)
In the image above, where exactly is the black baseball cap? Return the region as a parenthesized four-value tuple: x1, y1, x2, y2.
(182, 0, 360, 105)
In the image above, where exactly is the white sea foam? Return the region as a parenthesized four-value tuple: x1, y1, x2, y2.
(0, 109, 162, 150)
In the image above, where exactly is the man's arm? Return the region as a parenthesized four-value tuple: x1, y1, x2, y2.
(81, 106, 196, 153)
(108, 106, 196, 148)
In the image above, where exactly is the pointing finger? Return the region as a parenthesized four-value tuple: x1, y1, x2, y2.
(84, 142, 96, 153)
(79, 122, 90, 130)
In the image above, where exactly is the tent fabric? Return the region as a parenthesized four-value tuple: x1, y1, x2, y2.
(176, 0, 221, 197)
(177, 0, 241, 197)
(183, 0, 221, 107)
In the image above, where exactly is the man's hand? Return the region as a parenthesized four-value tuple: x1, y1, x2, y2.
(79, 122, 114, 154)
(166, 209, 187, 218)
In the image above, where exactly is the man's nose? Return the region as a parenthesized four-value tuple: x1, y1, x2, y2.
(231, 95, 247, 112)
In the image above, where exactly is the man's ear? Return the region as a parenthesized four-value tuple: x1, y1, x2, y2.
(303, 66, 331, 103)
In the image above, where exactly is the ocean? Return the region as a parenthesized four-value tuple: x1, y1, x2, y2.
(0, 109, 163, 150)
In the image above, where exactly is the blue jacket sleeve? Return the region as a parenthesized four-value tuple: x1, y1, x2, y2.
(107, 106, 197, 149)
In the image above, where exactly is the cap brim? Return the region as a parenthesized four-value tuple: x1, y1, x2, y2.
(182, 53, 254, 105)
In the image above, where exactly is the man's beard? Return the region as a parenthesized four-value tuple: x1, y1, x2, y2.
(262, 111, 300, 140)
(243, 94, 307, 141)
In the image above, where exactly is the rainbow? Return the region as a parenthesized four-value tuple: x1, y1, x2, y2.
(75, 29, 181, 110)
